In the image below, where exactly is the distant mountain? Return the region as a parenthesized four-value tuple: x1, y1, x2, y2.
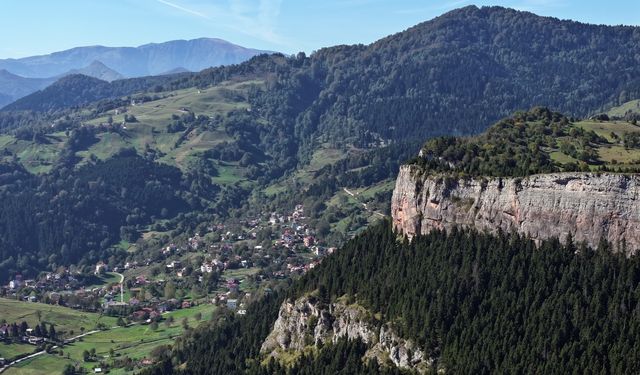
(159, 67, 191, 75)
(3, 72, 188, 112)
(64, 60, 124, 82)
(0, 69, 54, 105)
(0, 93, 11, 108)
(0, 38, 273, 79)
(0, 62, 122, 108)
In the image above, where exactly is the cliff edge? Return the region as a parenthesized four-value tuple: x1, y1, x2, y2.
(391, 165, 640, 254)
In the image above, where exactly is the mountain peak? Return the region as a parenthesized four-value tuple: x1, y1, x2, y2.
(64, 60, 124, 82)
(0, 38, 274, 79)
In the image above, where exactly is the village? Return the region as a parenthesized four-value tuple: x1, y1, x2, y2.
(0, 203, 335, 351)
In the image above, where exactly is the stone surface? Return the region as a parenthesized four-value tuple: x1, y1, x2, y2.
(261, 295, 431, 372)
(391, 165, 640, 254)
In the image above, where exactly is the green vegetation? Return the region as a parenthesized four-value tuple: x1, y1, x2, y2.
(0, 153, 198, 282)
(146, 222, 640, 374)
(3, 303, 215, 374)
(0, 298, 117, 337)
(411, 107, 640, 177)
(4, 4, 640, 280)
(607, 99, 640, 120)
(0, 342, 35, 362)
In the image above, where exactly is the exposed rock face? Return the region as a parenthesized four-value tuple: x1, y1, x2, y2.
(391, 165, 640, 254)
(261, 295, 432, 372)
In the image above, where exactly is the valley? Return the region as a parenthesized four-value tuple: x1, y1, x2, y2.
(2, 4, 640, 374)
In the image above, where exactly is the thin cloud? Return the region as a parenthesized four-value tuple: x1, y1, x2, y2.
(152, 0, 287, 47)
(510, 0, 569, 12)
(394, 0, 471, 15)
(156, 0, 210, 19)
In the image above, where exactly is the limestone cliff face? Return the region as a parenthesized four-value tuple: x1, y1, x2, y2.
(391, 165, 640, 254)
(261, 295, 432, 373)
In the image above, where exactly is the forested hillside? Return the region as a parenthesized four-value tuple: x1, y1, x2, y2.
(190, 5, 640, 156)
(144, 222, 640, 374)
(3, 4, 640, 294)
(0, 149, 206, 280)
(11, 6, 640, 151)
(2, 72, 189, 112)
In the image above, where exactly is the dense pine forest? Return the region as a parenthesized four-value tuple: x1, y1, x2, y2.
(143, 222, 640, 374)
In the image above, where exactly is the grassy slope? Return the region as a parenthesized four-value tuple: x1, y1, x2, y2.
(3, 303, 216, 375)
(3, 81, 260, 180)
(548, 120, 640, 169)
(0, 298, 117, 338)
(607, 99, 640, 118)
(0, 343, 36, 362)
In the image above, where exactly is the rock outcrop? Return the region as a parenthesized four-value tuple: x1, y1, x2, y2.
(391, 165, 640, 254)
(261, 295, 432, 373)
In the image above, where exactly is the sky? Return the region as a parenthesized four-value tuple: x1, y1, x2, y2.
(0, 0, 638, 59)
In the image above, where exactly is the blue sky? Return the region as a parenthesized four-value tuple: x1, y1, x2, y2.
(0, 0, 638, 59)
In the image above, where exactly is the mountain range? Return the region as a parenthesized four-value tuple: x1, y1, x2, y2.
(0, 38, 273, 108)
(2, 5, 640, 374)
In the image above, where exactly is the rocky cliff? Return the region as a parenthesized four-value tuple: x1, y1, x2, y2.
(261, 295, 432, 373)
(391, 165, 640, 254)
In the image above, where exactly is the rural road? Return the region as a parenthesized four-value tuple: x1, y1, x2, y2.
(0, 329, 101, 373)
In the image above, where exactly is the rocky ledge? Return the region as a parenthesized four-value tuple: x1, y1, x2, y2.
(261, 295, 432, 373)
(391, 166, 640, 254)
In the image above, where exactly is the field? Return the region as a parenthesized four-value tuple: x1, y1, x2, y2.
(4, 80, 263, 181)
(264, 144, 359, 196)
(0, 342, 36, 362)
(546, 120, 640, 169)
(607, 99, 640, 118)
(0, 133, 69, 174)
(3, 303, 216, 374)
(0, 298, 117, 339)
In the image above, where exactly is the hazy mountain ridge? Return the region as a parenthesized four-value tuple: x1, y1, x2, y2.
(0, 69, 55, 107)
(0, 38, 272, 107)
(64, 60, 125, 82)
(0, 38, 273, 78)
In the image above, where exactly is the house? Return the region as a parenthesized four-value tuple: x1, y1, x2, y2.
(181, 300, 192, 309)
(227, 299, 238, 310)
(9, 277, 22, 290)
(200, 262, 214, 273)
(95, 262, 108, 275)
(132, 310, 148, 321)
(94, 367, 103, 373)
(176, 267, 188, 278)
(140, 358, 154, 366)
(303, 236, 315, 247)
(166, 260, 182, 269)
(28, 336, 44, 345)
